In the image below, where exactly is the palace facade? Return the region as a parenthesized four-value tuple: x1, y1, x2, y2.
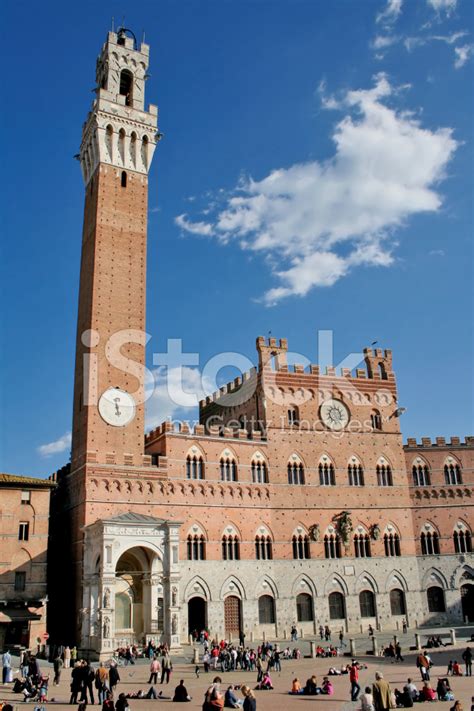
(45, 28, 473, 658)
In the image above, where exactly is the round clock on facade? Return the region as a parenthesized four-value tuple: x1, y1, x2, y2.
(98, 387, 136, 427)
(320, 398, 350, 430)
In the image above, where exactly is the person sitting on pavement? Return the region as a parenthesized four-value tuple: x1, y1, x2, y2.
(224, 685, 242, 708)
(321, 677, 334, 695)
(172, 679, 191, 702)
(421, 681, 437, 701)
(289, 678, 302, 694)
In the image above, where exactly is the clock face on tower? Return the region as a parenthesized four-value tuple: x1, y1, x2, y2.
(98, 387, 136, 427)
(320, 398, 350, 430)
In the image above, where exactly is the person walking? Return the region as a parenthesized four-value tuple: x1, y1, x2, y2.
(108, 660, 121, 696)
(2, 650, 12, 683)
(395, 642, 404, 663)
(160, 651, 172, 684)
(462, 646, 472, 676)
(339, 629, 346, 648)
(96, 662, 109, 704)
(239, 630, 245, 647)
(319, 625, 324, 640)
(416, 650, 431, 681)
(69, 662, 83, 705)
(64, 646, 71, 669)
(372, 671, 395, 711)
(81, 660, 95, 705)
(148, 656, 161, 684)
(53, 654, 63, 685)
(402, 619, 408, 634)
(350, 660, 361, 702)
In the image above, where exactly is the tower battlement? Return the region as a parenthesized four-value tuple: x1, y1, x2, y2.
(405, 436, 473, 448)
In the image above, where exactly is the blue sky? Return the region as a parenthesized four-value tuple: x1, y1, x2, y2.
(1, 0, 473, 477)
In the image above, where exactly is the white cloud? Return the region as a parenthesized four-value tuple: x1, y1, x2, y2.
(145, 366, 214, 429)
(372, 34, 400, 50)
(429, 248, 446, 256)
(376, 0, 403, 26)
(175, 213, 213, 236)
(177, 75, 457, 305)
(427, 0, 457, 15)
(454, 44, 474, 68)
(38, 431, 71, 458)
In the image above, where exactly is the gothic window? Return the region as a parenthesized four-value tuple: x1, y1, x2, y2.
(384, 533, 401, 557)
(354, 533, 371, 558)
(324, 533, 342, 559)
(377, 463, 393, 486)
(288, 407, 299, 426)
(222, 534, 240, 561)
(371, 410, 382, 430)
(412, 463, 431, 486)
(288, 461, 305, 485)
(348, 462, 364, 486)
(119, 69, 133, 106)
(359, 590, 376, 618)
(187, 534, 206, 560)
(255, 535, 273, 560)
(453, 528, 472, 554)
(121, 171, 127, 188)
(296, 593, 314, 622)
(328, 591, 345, 620)
(444, 462, 462, 485)
(186, 454, 204, 480)
(292, 534, 310, 560)
(427, 586, 446, 612)
(258, 595, 275, 624)
(420, 530, 440, 555)
(390, 589, 406, 615)
(319, 461, 336, 486)
(251, 460, 268, 483)
(220, 457, 237, 482)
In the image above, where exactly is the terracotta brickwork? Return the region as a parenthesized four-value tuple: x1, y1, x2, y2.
(46, 30, 473, 653)
(0, 474, 55, 649)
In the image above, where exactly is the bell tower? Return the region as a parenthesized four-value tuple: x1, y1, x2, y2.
(71, 28, 159, 469)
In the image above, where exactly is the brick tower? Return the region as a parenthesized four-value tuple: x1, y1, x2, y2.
(71, 28, 158, 468)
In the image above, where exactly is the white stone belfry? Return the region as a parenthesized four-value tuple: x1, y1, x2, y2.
(79, 29, 159, 184)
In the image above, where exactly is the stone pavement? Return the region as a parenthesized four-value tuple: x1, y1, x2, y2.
(1, 642, 473, 711)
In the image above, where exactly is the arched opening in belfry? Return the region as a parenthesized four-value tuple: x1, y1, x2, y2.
(119, 69, 133, 106)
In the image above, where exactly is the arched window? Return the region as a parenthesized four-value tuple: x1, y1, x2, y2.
(444, 461, 462, 485)
(292, 534, 310, 560)
(251, 460, 268, 483)
(420, 530, 440, 555)
(453, 527, 472, 554)
(258, 595, 275, 624)
(324, 533, 342, 559)
(319, 461, 336, 486)
(121, 170, 127, 188)
(187, 534, 206, 560)
(390, 588, 406, 615)
(412, 462, 431, 486)
(296, 593, 314, 622)
(220, 457, 237, 482)
(427, 586, 446, 612)
(288, 461, 305, 485)
(328, 591, 345, 620)
(255, 535, 273, 560)
(186, 454, 204, 480)
(288, 407, 299, 426)
(371, 410, 382, 430)
(384, 532, 401, 557)
(119, 69, 133, 105)
(359, 590, 376, 618)
(354, 533, 371, 558)
(348, 462, 364, 486)
(377, 463, 393, 486)
(221, 534, 240, 560)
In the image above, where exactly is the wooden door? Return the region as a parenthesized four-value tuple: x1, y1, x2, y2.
(224, 595, 241, 637)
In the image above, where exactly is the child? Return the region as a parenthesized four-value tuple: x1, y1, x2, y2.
(38, 675, 49, 702)
(360, 685, 375, 711)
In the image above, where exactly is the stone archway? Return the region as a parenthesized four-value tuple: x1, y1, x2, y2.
(461, 584, 474, 622)
(114, 546, 163, 645)
(188, 597, 207, 635)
